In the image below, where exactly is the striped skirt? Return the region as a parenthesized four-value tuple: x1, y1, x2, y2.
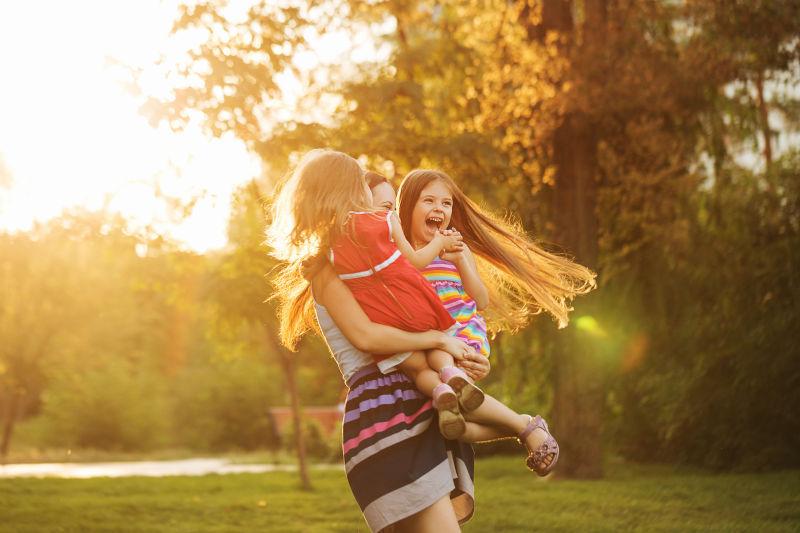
(342, 364, 475, 532)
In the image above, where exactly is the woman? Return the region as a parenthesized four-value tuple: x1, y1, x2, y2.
(269, 151, 533, 532)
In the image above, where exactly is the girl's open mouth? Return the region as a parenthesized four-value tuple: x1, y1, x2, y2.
(425, 215, 444, 232)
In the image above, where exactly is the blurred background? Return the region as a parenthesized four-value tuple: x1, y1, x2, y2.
(1, 0, 798, 479)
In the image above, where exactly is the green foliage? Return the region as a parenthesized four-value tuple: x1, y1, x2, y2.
(1, 212, 166, 455)
(4, 0, 799, 472)
(0, 203, 340, 457)
(40, 362, 170, 452)
(615, 151, 800, 469)
(141, 1, 307, 142)
(171, 357, 282, 451)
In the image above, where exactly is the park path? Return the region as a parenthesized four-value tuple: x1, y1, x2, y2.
(0, 458, 339, 478)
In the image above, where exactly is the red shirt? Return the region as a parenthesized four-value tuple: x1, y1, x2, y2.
(330, 212, 454, 346)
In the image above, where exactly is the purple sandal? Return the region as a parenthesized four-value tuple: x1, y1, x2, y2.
(518, 415, 560, 476)
(440, 366, 485, 412)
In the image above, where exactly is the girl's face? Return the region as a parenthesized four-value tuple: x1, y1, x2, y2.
(371, 181, 396, 210)
(410, 179, 453, 247)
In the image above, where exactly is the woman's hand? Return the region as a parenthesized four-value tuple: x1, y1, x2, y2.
(457, 352, 491, 381)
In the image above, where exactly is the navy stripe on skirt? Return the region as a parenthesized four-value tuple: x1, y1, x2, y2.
(341, 364, 475, 532)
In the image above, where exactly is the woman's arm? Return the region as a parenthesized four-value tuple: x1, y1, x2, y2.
(312, 264, 471, 357)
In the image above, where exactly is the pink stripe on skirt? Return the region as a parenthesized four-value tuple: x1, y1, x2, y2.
(342, 400, 432, 454)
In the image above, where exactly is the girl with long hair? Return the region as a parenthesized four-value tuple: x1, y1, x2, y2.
(393, 168, 596, 473)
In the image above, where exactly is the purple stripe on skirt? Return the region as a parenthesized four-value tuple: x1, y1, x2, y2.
(344, 389, 425, 423)
(347, 371, 408, 397)
(347, 364, 381, 387)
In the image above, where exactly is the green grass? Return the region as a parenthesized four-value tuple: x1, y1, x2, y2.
(1, 457, 798, 532)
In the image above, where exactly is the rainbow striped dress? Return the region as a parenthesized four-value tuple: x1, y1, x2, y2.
(422, 257, 490, 357)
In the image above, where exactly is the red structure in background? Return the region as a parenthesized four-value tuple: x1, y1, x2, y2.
(269, 405, 344, 436)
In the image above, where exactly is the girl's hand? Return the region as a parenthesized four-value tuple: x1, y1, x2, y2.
(438, 231, 463, 253)
(457, 352, 491, 381)
(438, 334, 473, 361)
(440, 229, 463, 249)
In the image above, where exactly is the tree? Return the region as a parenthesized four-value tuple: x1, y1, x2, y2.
(206, 181, 317, 489)
(685, 0, 800, 176)
(1, 212, 148, 457)
(0, 232, 62, 458)
(141, 0, 800, 474)
(141, 1, 321, 488)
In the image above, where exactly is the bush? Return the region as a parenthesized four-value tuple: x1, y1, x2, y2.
(40, 362, 170, 451)
(171, 358, 281, 451)
(613, 160, 800, 470)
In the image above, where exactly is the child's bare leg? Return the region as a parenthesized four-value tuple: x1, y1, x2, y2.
(464, 393, 555, 469)
(462, 421, 510, 443)
(426, 348, 456, 373)
(463, 393, 525, 433)
(398, 352, 443, 397)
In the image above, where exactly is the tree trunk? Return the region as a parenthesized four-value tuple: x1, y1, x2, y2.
(277, 351, 313, 491)
(550, 113, 604, 479)
(754, 70, 773, 176)
(262, 326, 312, 490)
(529, 0, 605, 479)
(0, 389, 22, 461)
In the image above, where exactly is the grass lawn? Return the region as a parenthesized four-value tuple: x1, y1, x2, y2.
(1, 456, 798, 532)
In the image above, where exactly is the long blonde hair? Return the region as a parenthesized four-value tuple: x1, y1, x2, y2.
(397, 169, 596, 330)
(267, 149, 369, 349)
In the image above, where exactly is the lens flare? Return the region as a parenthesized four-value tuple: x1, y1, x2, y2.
(574, 315, 608, 338)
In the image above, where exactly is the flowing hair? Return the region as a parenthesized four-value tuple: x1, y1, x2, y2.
(266, 149, 369, 349)
(397, 169, 596, 330)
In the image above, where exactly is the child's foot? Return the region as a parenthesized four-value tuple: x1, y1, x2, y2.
(432, 383, 466, 440)
(440, 366, 485, 412)
(518, 414, 559, 476)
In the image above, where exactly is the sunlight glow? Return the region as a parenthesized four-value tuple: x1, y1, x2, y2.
(0, 0, 260, 252)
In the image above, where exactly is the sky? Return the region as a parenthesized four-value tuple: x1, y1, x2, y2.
(0, 1, 262, 252)
(0, 1, 389, 252)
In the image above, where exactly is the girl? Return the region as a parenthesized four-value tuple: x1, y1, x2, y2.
(395, 168, 597, 473)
